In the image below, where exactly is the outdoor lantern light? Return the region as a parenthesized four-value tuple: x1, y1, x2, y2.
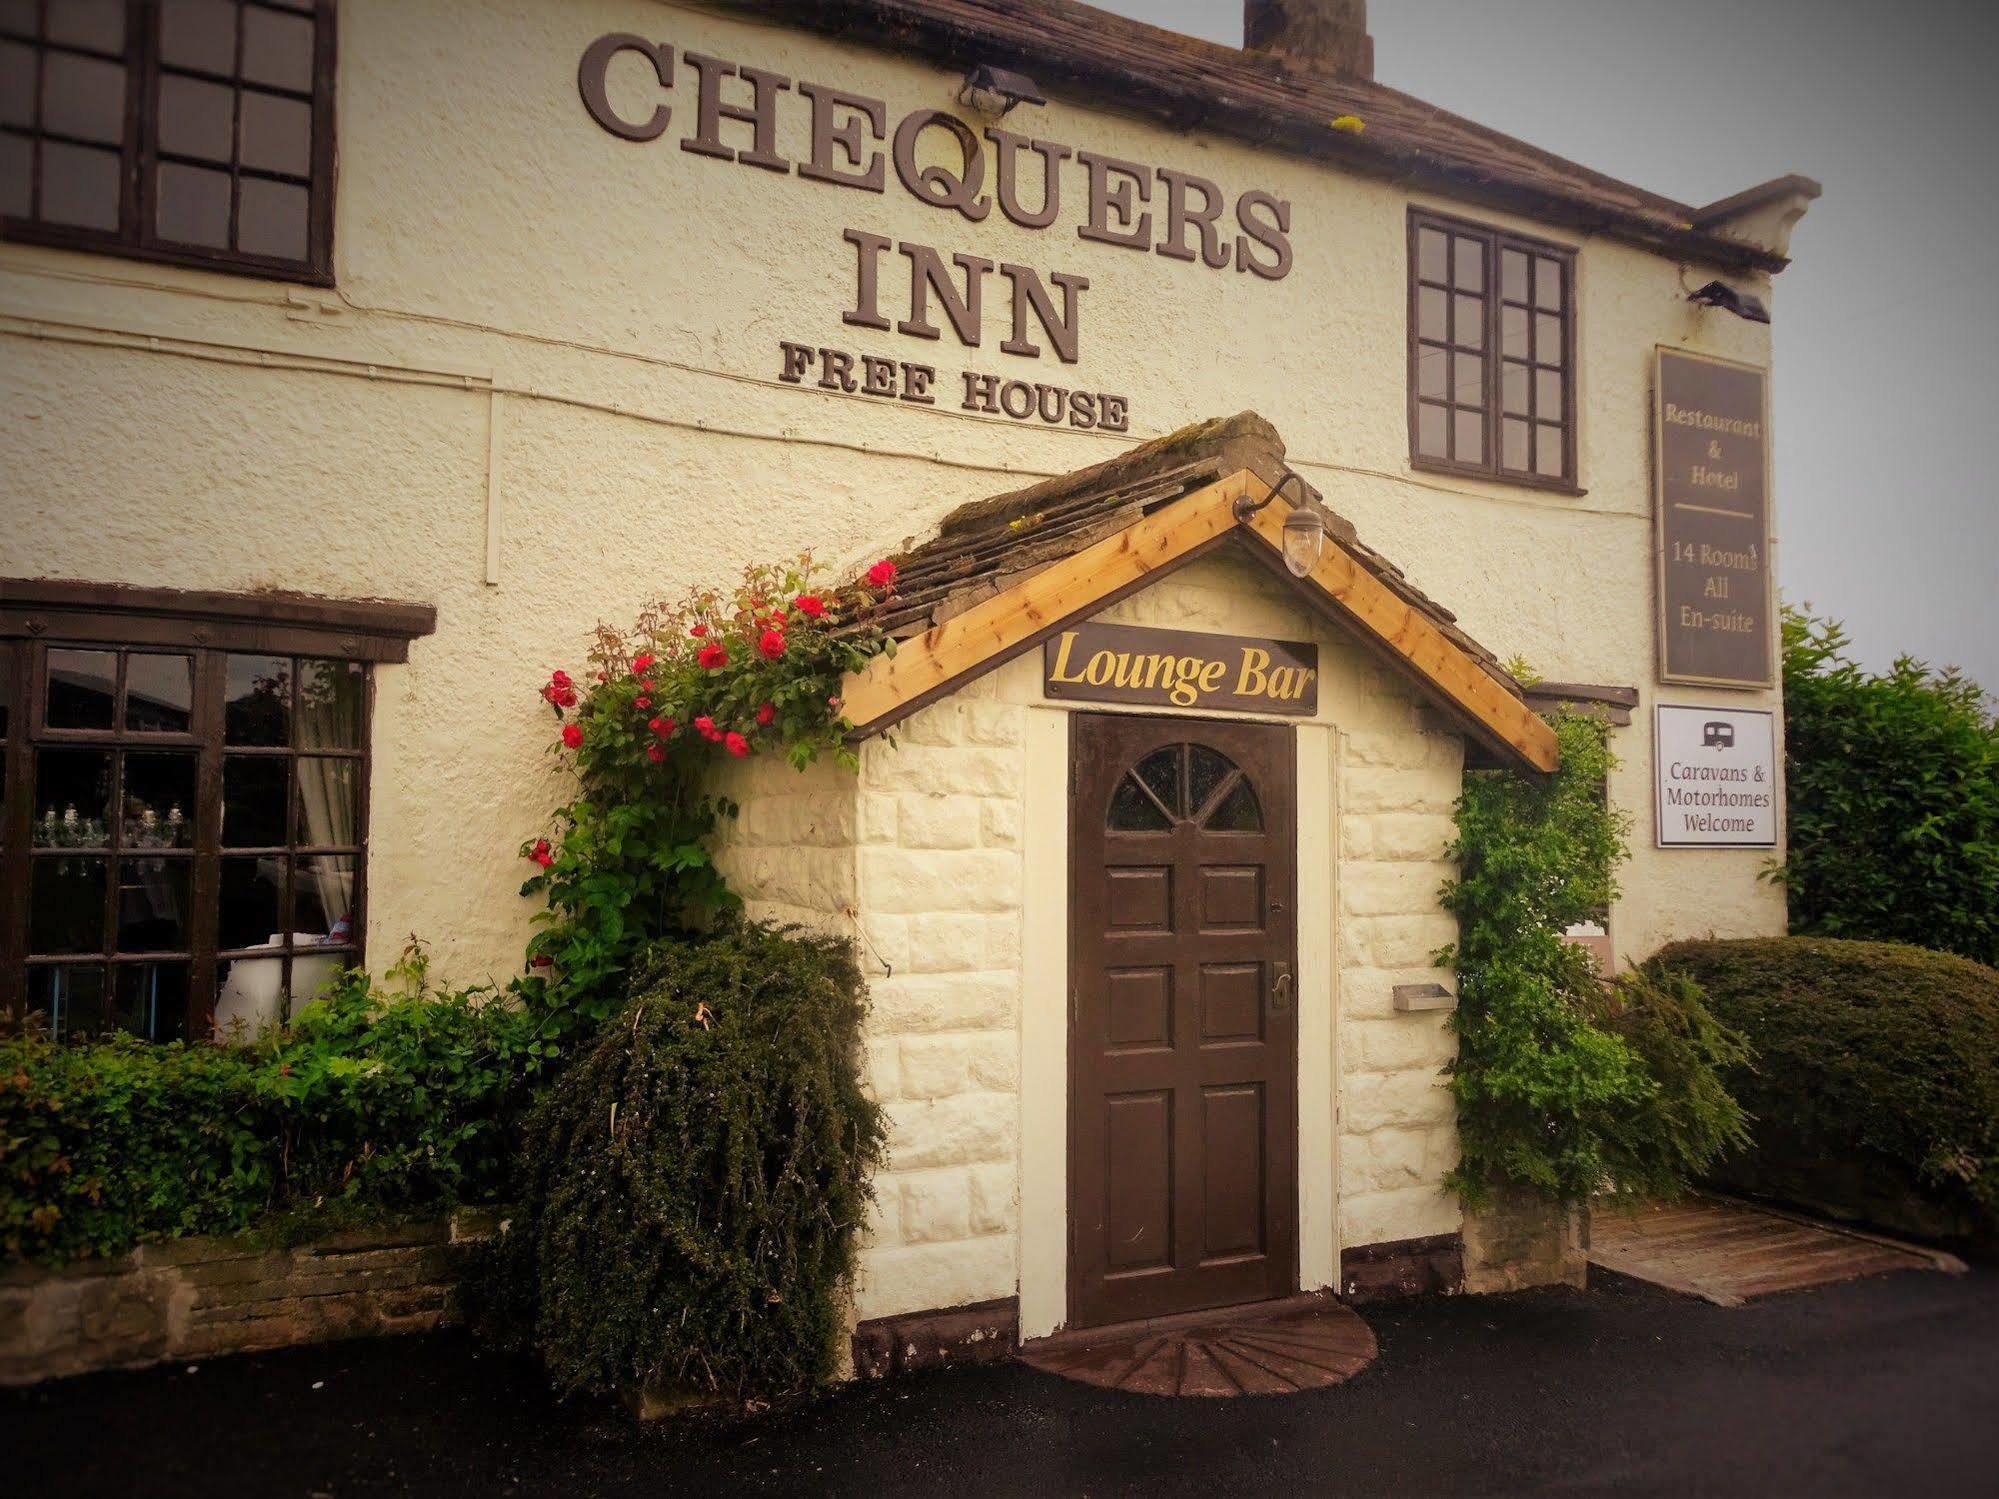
(1234, 469, 1327, 578)
(957, 63, 1046, 117)
(1281, 505, 1327, 577)
(1686, 279, 1772, 324)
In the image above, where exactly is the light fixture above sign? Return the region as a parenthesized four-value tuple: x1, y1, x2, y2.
(1234, 469, 1327, 577)
(956, 63, 1046, 118)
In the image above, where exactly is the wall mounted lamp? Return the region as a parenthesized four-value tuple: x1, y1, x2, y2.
(1234, 469, 1327, 578)
(1686, 279, 1771, 324)
(956, 64, 1046, 118)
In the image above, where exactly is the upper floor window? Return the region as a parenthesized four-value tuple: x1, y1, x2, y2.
(1, 580, 435, 1042)
(1, 0, 335, 283)
(1408, 209, 1577, 491)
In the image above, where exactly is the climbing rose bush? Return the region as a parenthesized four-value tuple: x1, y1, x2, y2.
(517, 554, 897, 1033)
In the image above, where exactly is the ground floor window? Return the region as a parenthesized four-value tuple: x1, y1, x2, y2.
(1, 581, 434, 1040)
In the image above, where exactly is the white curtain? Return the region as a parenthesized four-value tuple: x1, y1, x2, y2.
(294, 682, 356, 938)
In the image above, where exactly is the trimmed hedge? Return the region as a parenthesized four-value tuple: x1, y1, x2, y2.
(1, 968, 550, 1266)
(1655, 936, 1999, 1245)
(483, 921, 887, 1404)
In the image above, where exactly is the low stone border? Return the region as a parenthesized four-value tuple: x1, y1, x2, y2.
(0, 1207, 503, 1386)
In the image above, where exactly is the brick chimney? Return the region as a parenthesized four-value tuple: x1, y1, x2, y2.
(1244, 0, 1374, 79)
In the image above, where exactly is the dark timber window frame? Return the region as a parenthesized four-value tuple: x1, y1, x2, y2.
(1407, 208, 1580, 494)
(1, 0, 338, 285)
(0, 580, 434, 1039)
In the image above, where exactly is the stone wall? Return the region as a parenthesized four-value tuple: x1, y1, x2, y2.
(1462, 1187, 1588, 1293)
(709, 754, 858, 935)
(1335, 706, 1468, 1253)
(849, 679, 1028, 1321)
(0, 1209, 499, 1386)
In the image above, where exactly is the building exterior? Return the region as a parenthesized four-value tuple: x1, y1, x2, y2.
(1, 0, 1809, 1353)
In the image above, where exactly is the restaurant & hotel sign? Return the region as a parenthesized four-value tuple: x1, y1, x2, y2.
(1654, 348, 1774, 688)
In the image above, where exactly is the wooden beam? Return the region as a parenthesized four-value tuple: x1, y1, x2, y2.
(841, 472, 1251, 733)
(1236, 483, 1560, 773)
(840, 466, 1559, 777)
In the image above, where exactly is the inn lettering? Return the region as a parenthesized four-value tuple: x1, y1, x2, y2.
(579, 27, 1299, 425)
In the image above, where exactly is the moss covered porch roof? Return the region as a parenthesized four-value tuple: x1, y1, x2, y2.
(839, 413, 1558, 773)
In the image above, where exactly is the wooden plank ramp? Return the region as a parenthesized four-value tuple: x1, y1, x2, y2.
(1590, 1195, 1967, 1306)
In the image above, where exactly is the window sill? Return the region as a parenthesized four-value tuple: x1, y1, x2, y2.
(1409, 456, 1589, 499)
(2, 223, 334, 289)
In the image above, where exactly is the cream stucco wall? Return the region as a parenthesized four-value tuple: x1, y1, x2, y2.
(2, 1, 1783, 988)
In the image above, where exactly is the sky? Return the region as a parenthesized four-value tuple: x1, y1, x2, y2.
(1098, 0, 1999, 693)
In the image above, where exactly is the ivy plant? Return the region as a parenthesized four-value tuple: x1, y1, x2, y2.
(1441, 712, 1749, 1205)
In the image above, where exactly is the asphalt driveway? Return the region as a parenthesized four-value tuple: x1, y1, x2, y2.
(9, 1266, 1996, 1497)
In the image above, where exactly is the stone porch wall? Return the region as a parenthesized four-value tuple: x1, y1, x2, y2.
(849, 679, 1028, 1321)
(1336, 701, 1467, 1254)
(709, 754, 858, 935)
(0, 1209, 499, 1386)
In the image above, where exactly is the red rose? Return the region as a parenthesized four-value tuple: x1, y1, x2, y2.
(550, 670, 572, 689)
(561, 723, 584, 749)
(866, 559, 898, 590)
(724, 732, 751, 757)
(531, 954, 553, 969)
(539, 681, 578, 708)
(647, 716, 666, 735)
(635, 695, 651, 709)
(792, 594, 826, 619)
(758, 629, 785, 661)
(646, 743, 665, 763)
(694, 715, 720, 740)
(697, 642, 729, 669)
(528, 838, 554, 867)
(631, 653, 655, 674)
(756, 701, 776, 726)
(659, 716, 677, 737)
(690, 623, 708, 638)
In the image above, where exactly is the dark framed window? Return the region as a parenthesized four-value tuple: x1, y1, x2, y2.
(1408, 209, 1578, 491)
(1, 581, 435, 1041)
(1, 0, 336, 284)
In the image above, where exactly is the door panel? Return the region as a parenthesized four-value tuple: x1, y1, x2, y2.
(1069, 713, 1298, 1329)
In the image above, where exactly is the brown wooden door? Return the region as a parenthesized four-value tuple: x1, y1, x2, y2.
(1068, 713, 1298, 1329)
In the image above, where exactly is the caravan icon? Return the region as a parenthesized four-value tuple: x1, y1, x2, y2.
(1702, 721, 1735, 750)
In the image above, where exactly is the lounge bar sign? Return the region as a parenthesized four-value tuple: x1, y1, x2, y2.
(1655, 348, 1774, 688)
(1044, 622, 1318, 715)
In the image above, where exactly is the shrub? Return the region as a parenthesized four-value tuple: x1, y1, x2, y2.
(1444, 713, 1750, 1204)
(1, 1032, 273, 1263)
(1777, 606, 1999, 965)
(1582, 966, 1753, 1199)
(1, 950, 551, 1266)
(484, 921, 887, 1404)
(1657, 936, 1999, 1244)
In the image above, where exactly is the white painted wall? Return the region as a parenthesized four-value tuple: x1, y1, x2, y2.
(3, 5, 1782, 1019)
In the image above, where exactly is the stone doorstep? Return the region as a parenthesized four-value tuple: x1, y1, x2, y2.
(1341, 1232, 1465, 1303)
(850, 1296, 1020, 1380)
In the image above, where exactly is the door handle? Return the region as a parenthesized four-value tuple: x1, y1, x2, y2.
(1270, 961, 1294, 1015)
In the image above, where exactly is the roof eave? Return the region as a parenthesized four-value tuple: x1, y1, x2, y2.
(719, 0, 1791, 276)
